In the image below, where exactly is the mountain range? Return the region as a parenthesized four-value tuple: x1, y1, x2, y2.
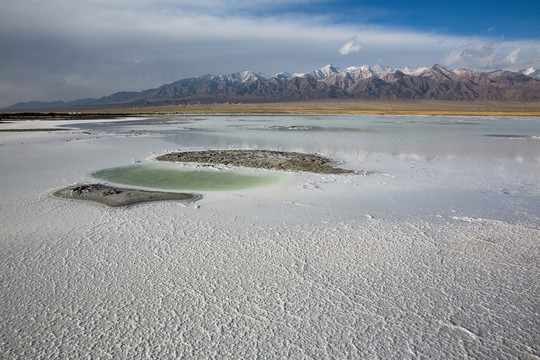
(5, 64, 540, 110)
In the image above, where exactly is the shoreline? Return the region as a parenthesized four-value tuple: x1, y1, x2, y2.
(2, 100, 540, 117)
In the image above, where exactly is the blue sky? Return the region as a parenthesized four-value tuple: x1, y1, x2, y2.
(266, 0, 540, 40)
(1, 0, 539, 106)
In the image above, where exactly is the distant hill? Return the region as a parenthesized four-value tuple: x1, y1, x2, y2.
(5, 64, 540, 110)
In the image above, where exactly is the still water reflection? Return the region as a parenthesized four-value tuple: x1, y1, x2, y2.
(92, 164, 280, 191)
(74, 114, 539, 163)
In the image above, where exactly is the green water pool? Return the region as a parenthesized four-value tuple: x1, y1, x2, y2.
(92, 164, 280, 191)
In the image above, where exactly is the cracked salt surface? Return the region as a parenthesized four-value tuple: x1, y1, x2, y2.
(1, 115, 539, 358)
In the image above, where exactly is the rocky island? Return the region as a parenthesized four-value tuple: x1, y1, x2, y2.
(156, 149, 355, 174)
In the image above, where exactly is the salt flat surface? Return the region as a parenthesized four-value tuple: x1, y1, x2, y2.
(1, 115, 539, 358)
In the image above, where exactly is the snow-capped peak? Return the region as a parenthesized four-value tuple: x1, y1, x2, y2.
(399, 66, 430, 76)
(298, 64, 343, 79)
(343, 65, 374, 80)
(215, 71, 268, 83)
(272, 72, 294, 80)
(370, 65, 394, 77)
(319, 64, 341, 75)
(520, 68, 540, 79)
(291, 64, 461, 81)
(209, 64, 537, 84)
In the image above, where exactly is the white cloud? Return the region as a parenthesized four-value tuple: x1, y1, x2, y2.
(503, 48, 521, 64)
(443, 44, 498, 68)
(443, 42, 534, 70)
(339, 39, 362, 55)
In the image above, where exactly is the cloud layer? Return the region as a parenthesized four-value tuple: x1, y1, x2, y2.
(1, 0, 538, 106)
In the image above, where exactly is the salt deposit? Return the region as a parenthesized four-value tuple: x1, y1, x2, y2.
(1, 114, 538, 358)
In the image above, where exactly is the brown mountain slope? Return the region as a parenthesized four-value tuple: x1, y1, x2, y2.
(5, 64, 540, 110)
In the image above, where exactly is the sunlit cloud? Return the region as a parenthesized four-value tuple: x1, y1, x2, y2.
(444, 44, 499, 68)
(443, 42, 534, 70)
(503, 48, 520, 64)
(339, 39, 362, 55)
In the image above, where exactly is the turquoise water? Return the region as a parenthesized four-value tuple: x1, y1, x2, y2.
(92, 164, 280, 191)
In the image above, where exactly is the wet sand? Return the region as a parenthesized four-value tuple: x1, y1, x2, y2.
(156, 149, 356, 174)
(53, 184, 200, 207)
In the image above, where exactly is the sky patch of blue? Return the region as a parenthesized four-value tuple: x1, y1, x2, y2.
(253, 0, 540, 40)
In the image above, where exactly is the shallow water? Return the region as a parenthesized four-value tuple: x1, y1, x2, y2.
(92, 164, 280, 191)
(73, 114, 540, 163)
(74, 114, 540, 221)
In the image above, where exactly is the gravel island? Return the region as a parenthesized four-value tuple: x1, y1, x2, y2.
(156, 149, 354, 174)
(53, 184, 200, 207)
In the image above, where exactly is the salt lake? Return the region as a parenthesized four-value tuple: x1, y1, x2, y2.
(1, 114, 538, 358)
